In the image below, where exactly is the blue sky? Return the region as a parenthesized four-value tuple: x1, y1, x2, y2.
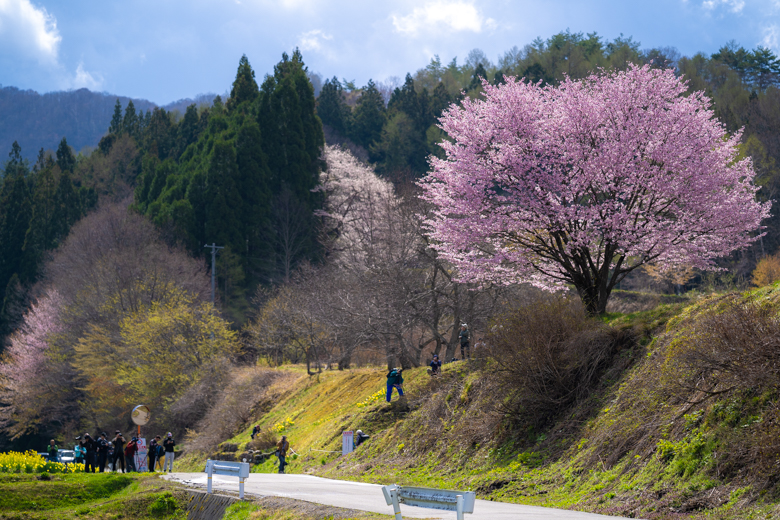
(0, 0, 778, 104)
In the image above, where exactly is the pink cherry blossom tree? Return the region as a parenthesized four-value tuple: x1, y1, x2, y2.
(420, 64, 771, 315)
(0, 289, 64, 437)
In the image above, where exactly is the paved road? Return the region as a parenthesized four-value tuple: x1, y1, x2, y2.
(166, 472, 635, 519)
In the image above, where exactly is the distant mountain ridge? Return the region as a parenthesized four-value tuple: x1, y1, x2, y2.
(0, 86, 216, 161)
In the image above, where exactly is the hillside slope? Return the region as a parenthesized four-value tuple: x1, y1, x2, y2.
(0, 86, 215, 159)
(179, 287, 780, 520)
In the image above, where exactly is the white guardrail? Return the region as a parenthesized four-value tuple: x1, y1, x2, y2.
(205, 459, 250, 499)
(382, 484, 476, 520)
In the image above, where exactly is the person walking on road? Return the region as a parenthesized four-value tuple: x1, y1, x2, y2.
(163, 432, 176, 472)
(459, 323, 471, 360)
(46, 439, 59, 462)
(276, 435, 290, 474)
(386, 367, 404, 402)
(112, 431, 126, 473)
(97, 433, 109, 472)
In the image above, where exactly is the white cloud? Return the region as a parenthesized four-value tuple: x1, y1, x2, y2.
(298, 29, 332, 53)
(68, 62, 103, 90)
(762, 24, 779, 50)
(279, 0, 315, 8)
(0, 0, 61, 62)
(392, 1, 487, 36)
(701, 0, 745, 13)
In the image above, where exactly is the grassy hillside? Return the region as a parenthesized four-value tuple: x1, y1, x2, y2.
(178, 286, 780, 519)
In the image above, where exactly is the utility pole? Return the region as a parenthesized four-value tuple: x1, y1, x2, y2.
(204, 243, 224, 305)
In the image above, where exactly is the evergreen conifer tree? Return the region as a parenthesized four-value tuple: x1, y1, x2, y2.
(123, 100, 139, 137)
(317, 77, 351, 136)
(228, 55, 259, 111)
(55, 138, 75, 173)
(109, 99, 123, 134)
(350, 80, 386, 149)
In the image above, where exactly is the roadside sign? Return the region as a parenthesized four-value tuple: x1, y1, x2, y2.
(342, 431, 354, 455)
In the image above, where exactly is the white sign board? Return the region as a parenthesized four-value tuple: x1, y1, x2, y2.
(135, 438, 147, 472)
(342, 431, 354, 456)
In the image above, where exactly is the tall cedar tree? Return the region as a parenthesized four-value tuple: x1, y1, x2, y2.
(317, 77, 351, 136)
(349, 80, 386, 150)
(228, 55, 259, 111)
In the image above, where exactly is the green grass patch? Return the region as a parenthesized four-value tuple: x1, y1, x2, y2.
(0, 473, 186, 520)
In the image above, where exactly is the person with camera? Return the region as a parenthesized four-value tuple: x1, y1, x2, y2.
(74, 437, 86, 467)
(148, 435, 159, 472)
(97, 432, 109, 472)
(386, 367, 404, 402)
(112, 430, 126, 473)
(82, 433, 97, 473)
(163, 432, 176, 472)
(46, 439, 59, 463)
(124, 437, 138, 472)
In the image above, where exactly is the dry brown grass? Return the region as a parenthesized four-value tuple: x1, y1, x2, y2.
(185, 366, 297, 453)
(486, 295, 635, 430)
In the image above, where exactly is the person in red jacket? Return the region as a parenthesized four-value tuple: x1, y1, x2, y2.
(124, 437, 138, 472)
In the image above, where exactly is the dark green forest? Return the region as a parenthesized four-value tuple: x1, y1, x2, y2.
(1, 32, 779, 346)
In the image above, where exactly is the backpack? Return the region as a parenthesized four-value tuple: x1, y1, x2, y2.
(389, 369, 398, 379)
(157, 445, 164, 457)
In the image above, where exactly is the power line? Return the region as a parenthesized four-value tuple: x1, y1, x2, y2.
(204, 243, 224, 305)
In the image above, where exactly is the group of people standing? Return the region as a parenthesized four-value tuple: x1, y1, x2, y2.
(46, 431, 176, 473)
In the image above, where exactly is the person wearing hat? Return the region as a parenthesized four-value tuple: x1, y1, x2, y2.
(354, 430, 370, 447)
(163, 432, 176, 472)
(428, 354, 442, 376)
(276, 435, 290, 474)
(124, 437, 138, 472)
(386, 367, 404, 402)
(459, 323, 471, 360)
(96, 432, 109, 472)
(82, 433, 97, 473)
(112, 430, 126, 473)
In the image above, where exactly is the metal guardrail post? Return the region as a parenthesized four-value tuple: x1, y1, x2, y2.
(456, 494, 464, 520)
(204, 459, 249, 499)
(382, 485, 403, 520)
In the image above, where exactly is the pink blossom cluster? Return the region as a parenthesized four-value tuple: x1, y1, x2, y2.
(420, 64, 771, 291)
(0, 290, 62, 412)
